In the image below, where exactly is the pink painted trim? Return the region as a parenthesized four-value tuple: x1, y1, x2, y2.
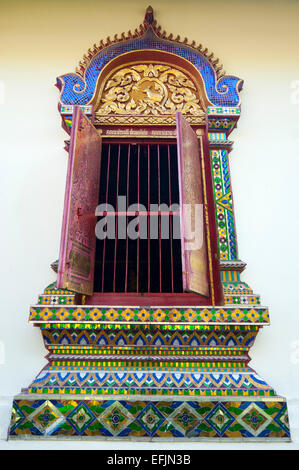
(147, 143, 151, 293)
(124, 144, 131, 293)
(57, 106, 80, 288)
(137, 144, 140, 292)
(86, 292, 213, 306)
(176, 112, 187, 290)
(113, 144, 121, 292)
(226, 154, 239, 260)
(96, 211, 179, 216)
(168, 144, 174, 293)
(101, 144, 111, 292)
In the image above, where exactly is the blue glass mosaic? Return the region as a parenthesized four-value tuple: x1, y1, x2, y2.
(57, 28, 242, 107)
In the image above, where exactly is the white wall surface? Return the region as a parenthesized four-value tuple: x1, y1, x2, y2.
(0, 0, 299, 449)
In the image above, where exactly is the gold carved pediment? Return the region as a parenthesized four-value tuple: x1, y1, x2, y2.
(94, 63, 205, 126)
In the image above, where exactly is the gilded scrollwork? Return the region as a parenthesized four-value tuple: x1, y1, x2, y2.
(96, 64, 205, 118)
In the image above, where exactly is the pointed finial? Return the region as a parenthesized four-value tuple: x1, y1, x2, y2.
(145, 5, 154, 25)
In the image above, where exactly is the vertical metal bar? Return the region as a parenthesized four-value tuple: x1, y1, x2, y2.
(147, 144, 150, 293)
(125, 144, 130, 293)
(136, 144, 140, 292)
(158, 144, 162, 293)
(176, 112, 187, 291)
(113, 144, 121, 292)
(101, 144, 110, 292)
(168, 144, 174, 293)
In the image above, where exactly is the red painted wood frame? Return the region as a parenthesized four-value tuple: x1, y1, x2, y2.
(86, 131, 224, 307)
(57, 106, 102, 295)
(94, 141, 181, 295)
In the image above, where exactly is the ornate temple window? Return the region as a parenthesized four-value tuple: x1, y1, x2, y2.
(56, 59, 223, 305)
(94, 62, 205, 121)
(9, 7, 290, 441)
(93, 140, 183, 294)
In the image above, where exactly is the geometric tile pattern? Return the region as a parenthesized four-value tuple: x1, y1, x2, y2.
(27, 370, 275, 396)
(224, 295, 261, 305)
(207, 107, 241, 116)
(41, 325, 259, 348)
(167, 402, 203, 436)
(98, 402, 134, 436)
(237, 402, 272, 437)
(206, 402, 234, 435)
(137, 403, 166, 435)
(29, 305, 270, 324)
(9, 399, 290, 439)
(26, 400, 66, 436)
(8, 8, 289, 442)
(210, 149, 237, 261)
(222, 281, 254, 295)
(208, 118, 236, 132)
(38, 295, 76, 306)
(43, 282, 74, 295)
(57, 27, 242, 107)
(67, 402, 95, 433)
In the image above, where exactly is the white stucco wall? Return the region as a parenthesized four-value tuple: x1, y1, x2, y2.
(0, 0, 299, 449)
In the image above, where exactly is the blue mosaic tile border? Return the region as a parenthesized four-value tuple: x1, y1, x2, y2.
(57, 29, 242, 107)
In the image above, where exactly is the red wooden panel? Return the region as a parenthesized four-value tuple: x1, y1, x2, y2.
(57, 106, 102, 295)
(86, 292, 214, 306)
(176, 112, 210, 297)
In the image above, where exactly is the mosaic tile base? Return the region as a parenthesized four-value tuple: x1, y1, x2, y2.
(57, 27, 242, 107)
(29, 305, 269, 324)
(10, 262, 286, 443)
(9, 396, 290, 440)
(27, 370, 274, 396)
(41, 325, 259, 348)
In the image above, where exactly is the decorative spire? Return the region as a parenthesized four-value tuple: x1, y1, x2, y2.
(72, 6, 225, 80)
(144, 5, 154, 25)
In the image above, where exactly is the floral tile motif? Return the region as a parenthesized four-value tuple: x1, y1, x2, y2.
(28, 370, 273, 394)
(41, 326, 258, 348)
(67, 402, 96, 433)
(9, 399, 291, 439)
(206, 403, 234, 435)
(9, 404, 25, 433)
(98, 402, 134, 436)
(167, 403, 203, 436)
(210, 149, 237, 261)
(29, 305, 270, 324)
(274, 406, 290, 434)
(136, 403, 165, 436)
(58, 26, 241, 108)
(27, 400, 65, 435)
(237, 403, 272, 437)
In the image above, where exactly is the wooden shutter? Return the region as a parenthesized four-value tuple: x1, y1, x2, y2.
(57, 106, 102, 295)
(176, 112, 210, 296)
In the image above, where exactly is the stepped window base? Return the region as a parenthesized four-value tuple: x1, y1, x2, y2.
(9, 395, 290, 441)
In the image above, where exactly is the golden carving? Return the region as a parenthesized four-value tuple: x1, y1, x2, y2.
(96, 64, 205, 118)
(74, 7, 225, 80)
(94, 114, 205, 126)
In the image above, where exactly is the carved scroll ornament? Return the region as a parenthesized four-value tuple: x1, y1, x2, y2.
(96, 64, 205, 119)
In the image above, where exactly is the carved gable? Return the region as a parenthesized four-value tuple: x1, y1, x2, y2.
(94, 63, 205, 125)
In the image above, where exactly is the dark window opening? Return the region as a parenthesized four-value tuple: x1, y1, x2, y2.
(94, 142, 183, 293)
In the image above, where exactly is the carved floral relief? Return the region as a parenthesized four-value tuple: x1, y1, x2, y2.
(96, 64, 205, 117)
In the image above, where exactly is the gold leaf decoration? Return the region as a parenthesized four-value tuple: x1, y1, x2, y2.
(73, 7, 224, 80)
(96, 64, 204, 117)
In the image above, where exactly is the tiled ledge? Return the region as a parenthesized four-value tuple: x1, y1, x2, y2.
(29, 305, 270, 325)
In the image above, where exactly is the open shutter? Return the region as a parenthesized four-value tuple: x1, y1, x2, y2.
(176, 112, 210, 296)
(57, 106, 102, 295)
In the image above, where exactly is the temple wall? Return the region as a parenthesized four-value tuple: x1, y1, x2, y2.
(0, 0, 299, 447)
